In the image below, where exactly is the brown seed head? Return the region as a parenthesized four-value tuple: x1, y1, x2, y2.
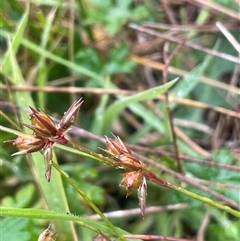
(28, 107, 57, 137)
(58, 98, 83, 132)
(6, 133, 45, 156)
(118, 153, 141, 167)
(120, 171, 144, 197)
(105, 135, 130, 157)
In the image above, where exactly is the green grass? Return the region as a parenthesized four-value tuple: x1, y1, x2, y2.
(1, 1, 240, 240)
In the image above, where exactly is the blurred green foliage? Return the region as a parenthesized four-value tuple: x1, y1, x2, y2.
(86, 0, 152, 35)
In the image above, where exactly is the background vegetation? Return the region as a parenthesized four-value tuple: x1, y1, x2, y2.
(0, 0, 239, 240)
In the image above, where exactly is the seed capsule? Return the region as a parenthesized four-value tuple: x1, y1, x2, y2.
(105, 135, 130, 156)
(27, 107, 57, 137)
(120, 171, 144, 197)
(6, 133, 45, 156)
(58, 98, 83, 131)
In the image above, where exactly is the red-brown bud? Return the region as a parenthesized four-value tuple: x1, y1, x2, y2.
(105, 138, 121, 156)
(118, 153, 141, 167)
(104, 135, 143, 169)
(26, 107, 57, 137)
(120, 171, 144, 197)
(58, 98, 83, 131)
(105, 135, 131, 156)
(6, 134, 45, 156)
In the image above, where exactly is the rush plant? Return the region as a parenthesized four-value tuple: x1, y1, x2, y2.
(1, 1, 239, 240)
(1, 99, 239, 240)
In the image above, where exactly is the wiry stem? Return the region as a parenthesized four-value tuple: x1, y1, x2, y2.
(52, 161, 126, 241)
(170, 185, 240, 218)
(63, 140, 240, 218)
(1, 123, 239, 219)
(142, 169, 240, 218)
(66, 140, 118, 167)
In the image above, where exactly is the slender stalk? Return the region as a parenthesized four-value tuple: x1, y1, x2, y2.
(171, 184, 240, 218)
(162, 43, 184, 175)
(148, 172, 240, 218)
(1, 125, 239, 219)
(0, 124, 24, 136)
(76, 0, 94, 41)
(0, 206, 109, 234)
(0, 111, 22, 131)
(51, 161, 126, 241)
(64, 140, 240, 218)
(65, 140, 119, 167)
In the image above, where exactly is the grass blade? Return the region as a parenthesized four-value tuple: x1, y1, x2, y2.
(102, 78, 178, 132)
(2, 9, 29, 76)
(0, 207, 141, 241)
(2, 21, 77, 241)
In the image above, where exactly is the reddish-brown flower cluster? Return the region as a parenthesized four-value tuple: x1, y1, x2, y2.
(104, 134, 147, 218)
(6, 98, 83, 182)
(6, 98, 148, 217)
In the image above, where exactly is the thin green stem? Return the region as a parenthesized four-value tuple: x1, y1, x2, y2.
(171, 184, 240, 218)
(0, 206, 110, 234)
(65, 140, 119, 167)
(149, 172, 240, 217)
(1, 124, 239, 219)
(76, 0, 94, 41)
(0, 124, 24, 136)
(52, 161, 126, 241)
(0, 111, 22, 131)
(65, 141, 240, 218)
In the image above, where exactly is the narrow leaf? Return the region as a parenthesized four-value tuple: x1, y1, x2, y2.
(2, 9, 29, 76)
(4, 36, 77, 240)
(102, 78, 178, 132)
(0, 207, 142, 241)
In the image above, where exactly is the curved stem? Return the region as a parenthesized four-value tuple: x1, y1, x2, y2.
(1, 124, 239, 219)
(66, 140, 118, 167)
(52, 161, 126, 241)
(62, 141, 240, 218)
(0, 111, 22, 131)
(0, 206, 112, 234)
(171, 184, 240, 218)
(148, 171, 240, 218)
(0, 124, 24, 136)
